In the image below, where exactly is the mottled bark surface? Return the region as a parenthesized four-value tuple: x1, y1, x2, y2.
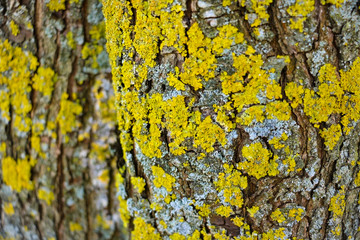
(0, 0, 124, 239)
(103, 0, 360, 239)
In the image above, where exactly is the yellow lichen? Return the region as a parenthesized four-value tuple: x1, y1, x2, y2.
(196, 204, 211, 217)
(285, 82, 304, 108)
(320, 124, 342, 150)
(56, 93, 82, 135)
(271, 208, 286, 223)
(47, 0, 66, 11)
(69, 222, 82, 232)
(266, 100, 291, 121)
(329, 186, 346, 218)
(132, 217, 161, 240)
(287, 0, 315, 32)
(240, 142, 278, 179)
(131, 177, 146, 194)
(32, 67, 56, 96)
(152, 166, 176, 192)
(169, 233, 186, 240)
(231, 216, 244, 227)
(194, 116, 227, 153)
(116, 169, 130, 228)
(288, 208, 304, 221)
(10, 21, 19, 36)
(66, 32, 77, 49)
(3, 203, 14, 216)
(215, 164, 247, 208)
(38, 188, 55, 205)
(215, 205, 233, 217)
(247, 206, 259, 218)
(321, 0, 344, 7)
(269, 132, 288, 149)
(2, 156, 34, 192)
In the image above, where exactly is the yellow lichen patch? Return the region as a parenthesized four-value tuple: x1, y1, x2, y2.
(231, 216, 244, 227)
(247, 206, 259, 218)
(222, 0, 232, 6)
(152, 166, 176, 192)
(47, 0, 66, 11)
(132, 217, 161, 240)
(282, 155, 297, 173)
(66, 32, 76, 49)
(230, 52, 276, 116)
(89, 22, 105, 43)
(150, 202, 163, 211)
(0, 39, 39, 133)
(167, 68, 185, 91)
(196, 204, 211, 217)
(170, 233, 186, 240)
(10, 21, 20, 36)
(266, 100, 291, 121)
(285, 82, 304, 108)
(215, 205, 233, 217)
(320, 124, 342, 150)
(287, 0, 315, 32)
(188, 230, 201, 240)
(329, 186, 346, 236)
(116, 170, 130, 228)
(194, 116, 227, 153)
(220, 71, 244, 96)
(244, 0, 273, 34)
(271, 208, 286, 223)
(180, 22, 216, 90)
(214, 229, 231, 240)
(38, 188, 55, 205)
(321, 0, 344, 7)
(162, 95, 192, 155)
(266, 80, 282, 100)
(261, 228, 286, 239)
(3, 203, 14, 216)
(98, 169, 109, 184)
(288, 208, 304, 221)
(159, 220, 167, 229)
(69, 222, 82, 232)
(96, 214, 110, 230)
(2, 156, 34, 192)
(81, 43, 104, 69)
(304, 63, 343, 125)
(239, 105, 265, 125)
(277, 55, 290, 64)
(269, 132, 288, 150)
(240, 142, 278, 179)
(131, 177, 146, 194)
(212, 25, 244, 55)
(56, 93, 82, 135)
(215, 164, 247, 208)
(159, 5, 187, 55)
(329, 186, 346, 219)
(214, 102, 235, 132)
(32, 67, 56, 96)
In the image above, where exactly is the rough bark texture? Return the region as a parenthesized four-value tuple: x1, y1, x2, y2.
(102, 0, 360, 239)
(0, 0, 125, 239)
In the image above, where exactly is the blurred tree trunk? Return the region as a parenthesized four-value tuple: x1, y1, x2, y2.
(103, 0, 360, 239)
(0, 0, 125, 239)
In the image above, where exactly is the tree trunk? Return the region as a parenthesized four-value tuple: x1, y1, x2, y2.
(103, 0, 360, 239)
(0, 0, 124, 239)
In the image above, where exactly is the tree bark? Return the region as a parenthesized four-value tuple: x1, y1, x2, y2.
(0, 0, 124, 239)
(102, 0, 360, 239)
